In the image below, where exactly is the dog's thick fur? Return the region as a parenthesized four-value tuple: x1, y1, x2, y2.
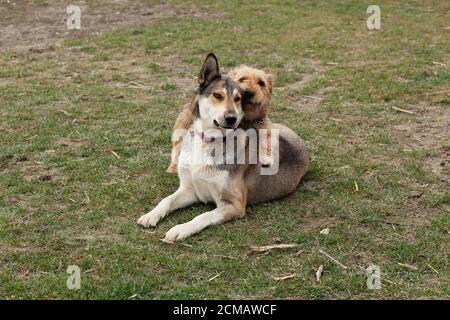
(167, 65, 274, 173)
(137, 54, 308, 241)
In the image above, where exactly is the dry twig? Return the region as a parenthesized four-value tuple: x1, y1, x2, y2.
(397, 262, 418, 270)
(319, 249, 348, 269)
(208, 273, 221, 281)
(272, 274, 295, 281)
(316, 265, 324, 282)
(391, 106, 415, 115)
(249, 243, 300, 253)
(301, 94, 323, 101)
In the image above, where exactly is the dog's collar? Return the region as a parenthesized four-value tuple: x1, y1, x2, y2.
(254, 117, 265, 125)
(196, 129, 216, 143)
(242, 117, 265, 126)
(195, 128, 237, 143)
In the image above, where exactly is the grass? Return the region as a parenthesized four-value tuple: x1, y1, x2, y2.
(0, 0, 449, 299)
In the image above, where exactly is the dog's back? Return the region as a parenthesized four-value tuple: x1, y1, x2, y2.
(246, 124, 308, 204)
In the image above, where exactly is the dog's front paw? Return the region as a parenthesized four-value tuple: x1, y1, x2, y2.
(137, 210, 164, 228)
(260, 154, 274, 167)
(165, 223, 196, 241)
(166, 163, 178, 174)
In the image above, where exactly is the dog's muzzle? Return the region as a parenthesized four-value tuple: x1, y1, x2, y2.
(214, 116, 239, 129)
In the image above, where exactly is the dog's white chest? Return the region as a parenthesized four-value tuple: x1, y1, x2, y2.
(178, 135, 228, 203)
(190, 165, 228, 203)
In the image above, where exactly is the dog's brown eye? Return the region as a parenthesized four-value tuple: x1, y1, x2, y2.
(239, 77, 246, 83)
(213, 93, 223, 100)
(234, 96, 241, 102)
(258, 80, 265, 87)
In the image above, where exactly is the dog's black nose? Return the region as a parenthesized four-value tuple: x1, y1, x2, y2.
(243, 89, 255, 100)
(225, 115, 237, 126)
(242, 89, 255, 106)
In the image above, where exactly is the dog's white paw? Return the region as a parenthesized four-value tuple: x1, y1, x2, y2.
(137, 210, 164, 228)
(165, 223, 197, 241)
(260, 154, 274, 167)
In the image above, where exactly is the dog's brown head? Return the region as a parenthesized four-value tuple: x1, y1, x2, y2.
(228, 66, 273, 122)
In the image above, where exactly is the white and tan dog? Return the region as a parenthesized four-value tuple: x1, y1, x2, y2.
(137, 53, 308, 241)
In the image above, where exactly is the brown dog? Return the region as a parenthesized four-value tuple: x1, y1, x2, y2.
(167, 65, 274, 173)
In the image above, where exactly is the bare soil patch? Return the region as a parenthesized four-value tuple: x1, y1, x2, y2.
(55, 137, 87, 148)
(285, 86, 335, 113)
(0, 0, 211, 52)
(392, 105, 450, 150)
(392, 105, 450, 180)
(284, 61, 334, 113)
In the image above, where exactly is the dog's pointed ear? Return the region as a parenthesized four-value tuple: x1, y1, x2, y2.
(198, 53, 220, 88)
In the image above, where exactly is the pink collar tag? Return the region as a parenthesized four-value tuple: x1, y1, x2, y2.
(196, 130, 216, 143)
(195, 127, 237, 143)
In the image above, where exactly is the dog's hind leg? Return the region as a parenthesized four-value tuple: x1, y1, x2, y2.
(164, 203, 245, 242)
(137, 186, 198, 228)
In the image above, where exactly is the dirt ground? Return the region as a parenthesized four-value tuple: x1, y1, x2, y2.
(0, 0, 209, 51)
(393, 105, 449, 181)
